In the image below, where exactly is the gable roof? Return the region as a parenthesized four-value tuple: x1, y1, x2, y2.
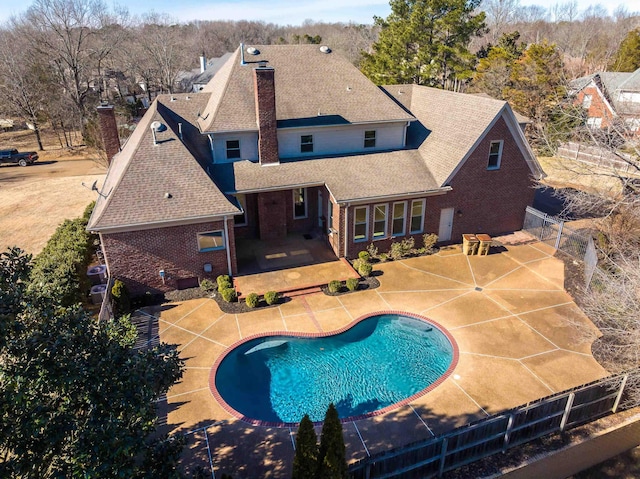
(87, 94, 239, 232)
(572, 68, 640, 117)
(382, 84, 543, 186)
(197, 44, 414, 133)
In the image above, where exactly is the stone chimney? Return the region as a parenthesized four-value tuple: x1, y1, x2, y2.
(253, 66, 279, 166)
(199, 53, 206, 74)
(97, 104, 121, 165)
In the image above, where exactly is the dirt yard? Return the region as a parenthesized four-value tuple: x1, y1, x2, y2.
(0, 127, 106, 255)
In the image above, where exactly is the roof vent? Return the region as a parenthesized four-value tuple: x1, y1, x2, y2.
(150, 121, 166, 132)
(246, 46, 260, 55)
(319, 45, 331, 54)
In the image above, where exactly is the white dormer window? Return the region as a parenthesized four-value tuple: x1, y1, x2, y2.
(301, 135, 313, 153)
(364, 130, 376, 148)
(487, 140, 503, 170)
(226, 140, 240, 159)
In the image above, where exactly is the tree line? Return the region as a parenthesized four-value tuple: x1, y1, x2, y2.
(0, 0, 639, 152)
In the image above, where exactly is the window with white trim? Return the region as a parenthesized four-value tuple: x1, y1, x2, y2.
(301, 135, 313, 153)
(327, 198, 334, 234)
(354, 206, 368, 242)
(373, 204, 388, 239)
(392, 201, 406, 236)
(364, 130, 376, 148)
(226, 139, 240, 159)
(234, 194, 247, 226)
(293, 188, 307, 219)
(582, 94, 592, 109)
(410, 199, 425, 234)
(487, 140, 503, 170)
(197, 231, 225, 252)
(587, 117, 602, 128)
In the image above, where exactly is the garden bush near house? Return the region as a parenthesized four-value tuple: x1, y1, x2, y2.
(264, 290, 279, 305)
(111, 279, 131, 317)
(245, 292, 259, 308)
(358, 251, 370, 262)
(328, 280, 342, 293)
(423, 233, 438, 253)
(220, 287, 237, 303)
(346, 277, 359, 291)
(366, 243, 379, 260)
(216, 274, 232, 290)
(378, 253, 389, 262)
(390, 237, 415, 260)
(357, 261, 372, 277)
(29, 216, 94, 307)
(200, 278, 215, 292)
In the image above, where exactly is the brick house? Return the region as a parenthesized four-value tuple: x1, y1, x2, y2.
(88, 44, 544, 295)
(571, 68, 640, 134)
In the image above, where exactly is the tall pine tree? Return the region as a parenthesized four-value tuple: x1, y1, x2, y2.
(292, 414, 318, 479)
(361, 0, 486, 89)
(317, 403, 347, 479)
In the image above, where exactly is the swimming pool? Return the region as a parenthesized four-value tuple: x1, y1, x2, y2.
(211, 312, 458, 425)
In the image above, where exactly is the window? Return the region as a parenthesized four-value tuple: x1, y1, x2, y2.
(364, 130, 376, 148)
(197, 231, 225, 252)
(234, 194, 247, 226)
(327, 198, 333, 234)
(373, 204, 388, 239)
(410, 199, 425, 234)
(587, 117, 602, 128)
(293, 188, 307, 218)
(226, 140, 240, 159)
(392, 202, 406, 236)
(487, 140, 503, 170)
(582, 94, 592, 109)
(301, 135, 313, 153)
(354, 206, 368, 242)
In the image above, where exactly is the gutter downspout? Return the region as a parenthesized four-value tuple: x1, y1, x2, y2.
(223, 216, 232, 276)
(344, 204, 349, 259)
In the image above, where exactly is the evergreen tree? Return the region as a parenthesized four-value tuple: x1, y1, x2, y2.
(292, 414, 318, 479)
(609, 28, 640, 72)
(317, 403, 347, 479)
(360, 0, 486, 88)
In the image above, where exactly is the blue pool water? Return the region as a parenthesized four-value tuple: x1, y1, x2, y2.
(214, 313, 455, 423)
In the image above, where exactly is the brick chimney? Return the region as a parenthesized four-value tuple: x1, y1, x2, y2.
(253, 66, 279, 165)
(96, 104, 121, 165)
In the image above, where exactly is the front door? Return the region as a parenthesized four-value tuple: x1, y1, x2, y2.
(438, 207, 454, 242)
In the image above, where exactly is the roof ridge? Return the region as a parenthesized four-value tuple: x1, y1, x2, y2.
(198, 49, 240, 132)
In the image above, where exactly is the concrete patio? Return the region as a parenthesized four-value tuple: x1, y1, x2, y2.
(147, 241, 607, 478)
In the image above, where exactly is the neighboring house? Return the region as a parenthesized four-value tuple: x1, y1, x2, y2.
(88, 44, 544, 295)
(571, 68, 640, 133)
(176, 52, 234, 93)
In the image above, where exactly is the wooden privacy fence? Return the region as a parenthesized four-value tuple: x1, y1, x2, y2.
(557, 141, 635, 174)
(348, 369, 639, 479)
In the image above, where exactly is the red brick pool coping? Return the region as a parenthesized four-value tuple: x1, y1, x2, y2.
(208, 310, 460, 428)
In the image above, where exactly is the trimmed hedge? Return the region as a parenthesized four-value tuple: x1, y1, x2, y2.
(216, 275, 232, 290)
(264, 290, 279, 305)
(245, 293, 259, 308)
(220, 287, 237, 302)
(346, 278, 359, 291)
(328, 280, 342, 293)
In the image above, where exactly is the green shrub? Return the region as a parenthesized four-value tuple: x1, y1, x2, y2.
(220, 287, 237, 302)
(328, 280, 342, 293)
(216, 274, 232, 289)
(358, 261, 372, 277)
(264, 290, 279, 305)
(378, 253, 389, 262)
(423, 233, 438, 253)
(245, 292, 259, 308)
(346, 277, 359, 291)
(366, 243, 378, 260)
(358, 251, 370, 262)
(111, 279, 131, 317)
(200, 278, 215, 292)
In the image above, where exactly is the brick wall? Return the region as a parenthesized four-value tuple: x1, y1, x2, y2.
(342, 116, 536, 258)
(254, 67, 279, 165)
(97, 105, 121, 163)
(574, 86, 615, 128)
(101, 220, 235, 296)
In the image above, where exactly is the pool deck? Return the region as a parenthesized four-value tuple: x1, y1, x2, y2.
(149, 241, 607, 478)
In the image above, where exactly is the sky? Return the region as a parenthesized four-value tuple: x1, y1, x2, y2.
(0, 0, 639, 26)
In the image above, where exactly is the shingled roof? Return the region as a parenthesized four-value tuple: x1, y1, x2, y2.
(572, 68, 640, 116)
(197, 44, 414, 133)
(88, 94, 239, 232)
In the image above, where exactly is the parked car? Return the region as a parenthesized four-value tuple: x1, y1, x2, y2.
(0, 148, 39, 166)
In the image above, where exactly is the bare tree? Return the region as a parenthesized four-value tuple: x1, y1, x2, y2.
(484, 0, 520, 43)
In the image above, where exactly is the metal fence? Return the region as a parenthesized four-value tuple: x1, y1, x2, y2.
(348, 369, 639, 479)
